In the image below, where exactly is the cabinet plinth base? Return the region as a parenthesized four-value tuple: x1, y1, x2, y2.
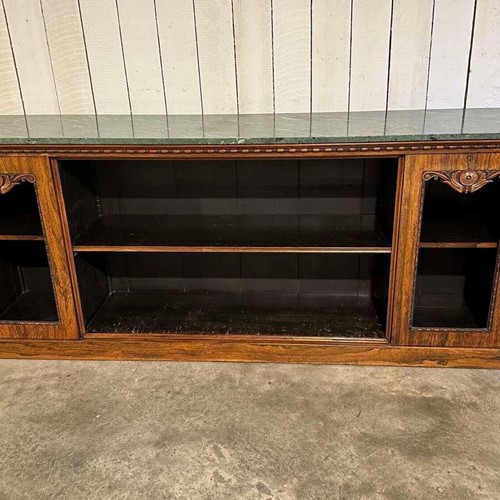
(0, 337, 498, 369)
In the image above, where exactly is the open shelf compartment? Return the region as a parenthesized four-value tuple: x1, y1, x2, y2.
(0, 241, 58, 323)
(59, 158, 398, 252)
(75, 251, 391, 338)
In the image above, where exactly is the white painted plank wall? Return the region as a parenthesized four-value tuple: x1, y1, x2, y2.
(466, 0, 500, 108)
(426, 0, 475, 110)
(155, 0, 201, 115)
(194, 0, 237, 114)
(311, 0, 351, 113)
(233, 0, 274, 114)
(78, 0, 130, 114)
(0, 2, 23, 114)
(0, 0, 499, 116)
(388, 0, 434, 110)
(116, 0, 166, 115)
(273, 0, 311, 113)
(3, 0, 60, 114)
(39, 0, 95, 114)
(349, 0, 392, 112)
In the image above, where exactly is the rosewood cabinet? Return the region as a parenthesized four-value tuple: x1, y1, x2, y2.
(0, 112, 498, 367)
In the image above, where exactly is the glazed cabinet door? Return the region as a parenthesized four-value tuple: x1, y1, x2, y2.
(392, 153, 500, 347)
(0, 157, 78, 339)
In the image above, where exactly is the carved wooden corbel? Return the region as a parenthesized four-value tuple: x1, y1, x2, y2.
(0, 173, 36, 195)
(422, 170, 500, 194)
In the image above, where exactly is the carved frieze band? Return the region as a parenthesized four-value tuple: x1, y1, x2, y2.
(0, 141, 499, 156)
(0, 173, 35, 195)
(422, 170, 500, 194)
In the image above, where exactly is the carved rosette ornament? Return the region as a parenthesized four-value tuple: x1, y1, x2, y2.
(0, 173, 36, 195)
(422, 170, 500, 194)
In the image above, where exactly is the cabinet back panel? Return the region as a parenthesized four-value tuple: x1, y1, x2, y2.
(60, 158, 397, 219)
(75, 252, 390, 303)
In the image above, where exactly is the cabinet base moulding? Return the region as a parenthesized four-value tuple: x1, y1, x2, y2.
(0, 338, 498, 368)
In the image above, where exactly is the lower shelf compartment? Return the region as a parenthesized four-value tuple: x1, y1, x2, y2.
(0, 241, 59, 324)
(412, 248, 498, 329)
(413, 304, 481, 329)
(0, 291, 58, 323)
(85, 291, 386, 338)
(76, 251, 391, 338)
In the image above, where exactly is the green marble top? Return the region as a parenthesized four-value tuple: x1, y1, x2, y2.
(0, 109, 498, 145)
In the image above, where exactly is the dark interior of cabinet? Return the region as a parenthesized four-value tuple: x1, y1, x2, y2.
(59, 158, 398, 249)
(0, 183, 43, 238)
(0, 241, 58, 323)
(75, 252, 390, 337)
(412, 248, 498, 328)
(420, 180, 500, 244)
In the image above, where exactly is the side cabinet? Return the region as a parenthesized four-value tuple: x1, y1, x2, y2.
(392, 153, 500, 347)
(0, 157, 78, 339)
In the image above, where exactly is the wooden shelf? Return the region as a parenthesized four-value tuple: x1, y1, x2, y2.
(0, 234, 44, 241)
(72, 214, 392, 253)
(419, 241, 497, 249)
(85, 291, 386, 338)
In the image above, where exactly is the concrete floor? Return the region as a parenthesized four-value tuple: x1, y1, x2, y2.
(0, 361, 498, 500)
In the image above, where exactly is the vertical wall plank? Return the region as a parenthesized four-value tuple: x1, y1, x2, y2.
(273, 0, 311, 113)
(233, 0, 273, 114)
(116, 0, 166, 115)
(3, 0, 59, 114)
(79, 0, 130, 114)
(388, 0, 433, 110)
(155, 0, 201, 115)
(426, 0, 475, 109)
(39, 0, 94, 114)
(311, 0, 350, 112)
(350, 0, 392, 112)
(194, 0, 237, 114)
(0, 2, 23, 114)
(466, 0, 500, 108)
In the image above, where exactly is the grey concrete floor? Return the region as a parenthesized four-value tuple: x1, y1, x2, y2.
(0, 361, 498, 500)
